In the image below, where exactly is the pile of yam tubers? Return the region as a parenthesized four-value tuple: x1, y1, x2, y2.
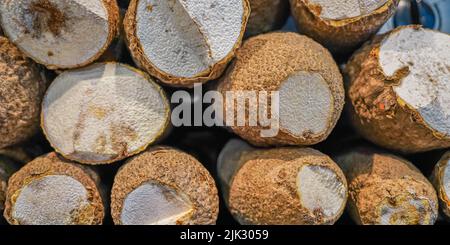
(0, 0, 449, 225)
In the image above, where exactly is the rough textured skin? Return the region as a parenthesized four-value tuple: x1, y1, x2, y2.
(289, 0, 398, 54)
(124, 0, 250, 87)
(111, 147, 219, 225)
(3, 152, 105, 225)
(430, 151, 450, 220)
(0, 37, 46, 149)
(218, 32, 344, 146)
(228, 147, 348, 225)
(346, 26, 450, 153)
(246, 0, 290, 37)
(0, 0, 120, 70)
(335, 149, 438, 225)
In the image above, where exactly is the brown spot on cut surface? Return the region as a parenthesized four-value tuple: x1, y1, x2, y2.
(146, 4, 153, 12)
(110, 124, 138, 158)
(29, 0, 66, 38)
(88, 105, 109, 120)
(47, 51, 53, 56)
(94, 134, 107, 153)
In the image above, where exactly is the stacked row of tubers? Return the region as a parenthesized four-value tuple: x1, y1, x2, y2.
(0, 0, 449, 225)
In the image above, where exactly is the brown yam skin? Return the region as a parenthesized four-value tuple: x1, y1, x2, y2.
(289, 0, 399, 54)
(218, 32, 344, 146)
(111, 147, 219, 225)
(124, 0, 250, 87)
(3, 152, 105, 225)
(246, 0, 290, 37)
(345, 26, 450, 153)
(336, 149, 438, 225)
(228, 147, 347, 225)
(430, 151, 450, 220)
(0, 37, 46, 149)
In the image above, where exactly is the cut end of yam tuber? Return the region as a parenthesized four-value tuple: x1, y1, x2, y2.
(3, 152, 104, 225)
(0, 0, 119, 69)
(431, 151, 450, 220)
(0, 36, 46, 149)
(218, 139, 347, 225)
(289, 0, 398, 53)
(124, 0, 250, 86)
(219, 32, 344, 146)
(335, 149, 439, 225)
(347, 26, 450, 153)
(111, 147, 219, 225)
(41, 62, 170, 165)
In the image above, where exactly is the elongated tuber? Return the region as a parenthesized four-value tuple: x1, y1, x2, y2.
(289, 0, 398, 54)
(41, 62, 171, 164)
(218, 139, 348, 225)
(335, 148, 438, 225)
(346, 26, 450, 153)
(4, 152, 105, 225)
(111, 147, 219, 225)
(218, 32, 344, 146)
(0, 0, 119, 70)
(124, 0, 250, 87)
(0, 36, 46, 149)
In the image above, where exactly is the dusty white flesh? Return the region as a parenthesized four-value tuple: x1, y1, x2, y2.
(307, 0, 388, 20)
(121, 182, 193, 225)
(380, 28, 450, 136)
(279, 71, 333, 138)
(444, 159, 450, 200)
(379, 197, 436, 225)
(12, 175, 90, 225)
(135, 0, 244, 78)
(297, 165, 346, 218)
(217, 139, 253, 187)
(0, 0, 110, 68)
(42, 63, 169, 163)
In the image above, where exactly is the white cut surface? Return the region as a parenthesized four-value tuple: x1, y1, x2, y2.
(279, 71, 333, 138)
(297, 165, 346, 218)
(217, 139, 253, 187)
(12, 175, 90, 225)
(0, 0, 111, 68)
(307, 0, 388, 20)
(135, 0, 244, 78)
(42, 63, 169, 163)
(380, 28, 450, 136)
(444, 159, 450, 200)
(121, 182, 193, 225)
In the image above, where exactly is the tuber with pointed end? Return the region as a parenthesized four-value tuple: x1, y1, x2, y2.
(111, 147, 219, 225)
(218, 32, 344, 146)
(346, 26, 450, 153)
(0, 0, 119, 70)
(246, 0, 290, 37)
(289, 0, 398, 54)
(124, 0, 250, 87)
(41, 62, 171, 165)
(335, 148, 438, 225)
(217, 139, 348, 225)
(3, 152, 105, 225)
(430, 151, 450, 220)
(0, 36, 46, 149)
